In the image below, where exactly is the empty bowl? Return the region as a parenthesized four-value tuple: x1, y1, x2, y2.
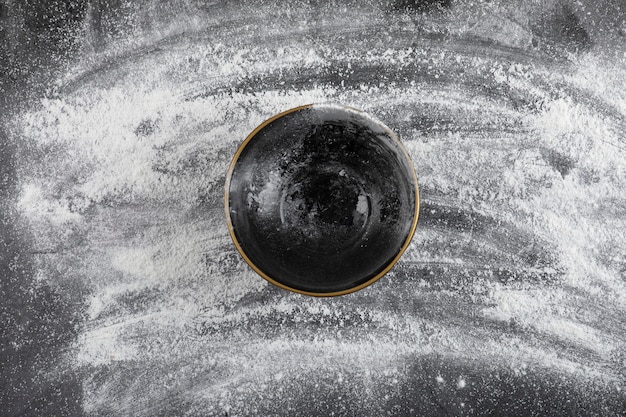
(225, 104, 419, 296)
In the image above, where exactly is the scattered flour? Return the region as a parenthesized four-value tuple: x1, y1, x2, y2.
(7, 0, 626, 414)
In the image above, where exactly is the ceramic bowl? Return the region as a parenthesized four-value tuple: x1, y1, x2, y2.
(225, 104, 419, 296)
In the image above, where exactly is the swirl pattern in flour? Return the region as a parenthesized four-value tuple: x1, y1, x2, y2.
(1, 0, 625, 415)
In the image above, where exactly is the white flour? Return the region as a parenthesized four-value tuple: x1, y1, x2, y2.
(7, 0, 626, 414)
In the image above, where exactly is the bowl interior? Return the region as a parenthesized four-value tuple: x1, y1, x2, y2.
(227, 104, 418, 295)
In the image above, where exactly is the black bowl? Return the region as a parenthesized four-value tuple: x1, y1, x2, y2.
(225, 104, 419, 296)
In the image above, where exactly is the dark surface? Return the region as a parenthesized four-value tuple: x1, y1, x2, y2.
(228, 105, 417, 293)
(1, 129, 83, 416)
(2, 0, 625, 416)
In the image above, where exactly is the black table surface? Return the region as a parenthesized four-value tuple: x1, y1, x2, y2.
(1, 0, 625, 416)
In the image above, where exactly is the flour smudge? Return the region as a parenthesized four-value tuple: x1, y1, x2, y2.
(2, 0, 625, 415)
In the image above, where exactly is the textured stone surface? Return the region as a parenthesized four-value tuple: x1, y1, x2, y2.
(1, 1, 625, 416)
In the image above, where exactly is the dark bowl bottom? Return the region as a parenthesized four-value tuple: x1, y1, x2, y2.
(226, 104, 419, 296)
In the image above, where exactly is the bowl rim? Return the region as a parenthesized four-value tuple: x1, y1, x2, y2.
(224, 103, 420, 297)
